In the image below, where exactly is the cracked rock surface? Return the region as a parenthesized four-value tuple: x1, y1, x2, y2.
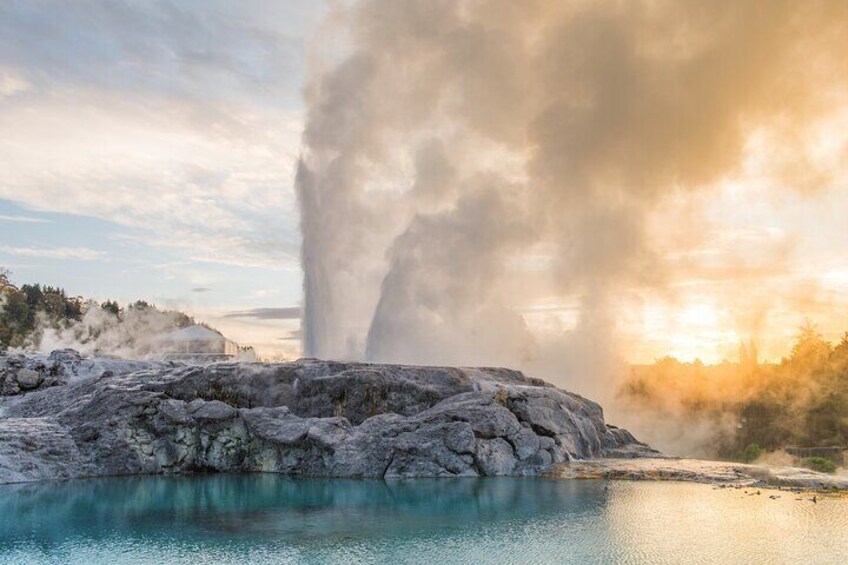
(0, 352, 659, 483)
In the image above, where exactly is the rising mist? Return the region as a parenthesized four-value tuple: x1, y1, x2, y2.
(296, 0, 848, 404)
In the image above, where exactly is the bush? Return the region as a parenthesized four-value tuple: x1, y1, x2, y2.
(801, 457, 837, 474)
(738, 443, 763, 463)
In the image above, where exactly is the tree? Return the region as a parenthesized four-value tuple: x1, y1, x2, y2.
(0, 267, 13, 292)
(789, 321, 831, 369)
(42, 290, 66, 320)
(20, 284, 43, 308)
(101, 300, 121, 317)
(129, 300, 151, 311)
(803, 393, 848, 446)
(65, 296, 84, 321)
(734, 400, 791, 452)
(831, 332, 848, 366)
(0, 272, 212, 354)
(0, 290, 30, 347)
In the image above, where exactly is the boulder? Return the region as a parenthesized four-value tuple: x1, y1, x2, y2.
(15, 369, 42, 390)
(48, 349, 83, 363)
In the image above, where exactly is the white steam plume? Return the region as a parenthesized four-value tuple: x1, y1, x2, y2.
(297, 0, 848, 399)
(37, 302, 190, 360)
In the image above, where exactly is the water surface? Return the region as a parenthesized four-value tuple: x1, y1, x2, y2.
(1, 474, 845, 564)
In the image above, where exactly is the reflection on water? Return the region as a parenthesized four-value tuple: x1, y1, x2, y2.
(1, 474, 846, 564)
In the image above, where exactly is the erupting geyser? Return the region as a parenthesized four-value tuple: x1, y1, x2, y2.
(296, 0, 848, 400)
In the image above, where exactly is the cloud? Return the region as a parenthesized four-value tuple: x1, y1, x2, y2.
(0, 94, 304, 268)
(0, 245, 105, 261)
(191, 287, 213, 293)
(279, 329, 303, 341)
(0, 1, 321, 269)
(0, 1, 311, 105)
(0, 69, 28, 97)
(223, 307, 302, 320)
(0, 214, 50, 223)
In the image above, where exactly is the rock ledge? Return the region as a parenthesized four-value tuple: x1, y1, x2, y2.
(0, 352, 658, 483)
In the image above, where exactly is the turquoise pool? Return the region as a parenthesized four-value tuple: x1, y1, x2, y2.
(1, 474, 846, 564)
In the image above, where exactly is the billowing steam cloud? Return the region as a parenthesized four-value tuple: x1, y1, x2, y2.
(297, 0, 848, 399)
(37, 304, 187, 359)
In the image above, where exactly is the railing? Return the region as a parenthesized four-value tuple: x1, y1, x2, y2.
(784, 446, 845, 465)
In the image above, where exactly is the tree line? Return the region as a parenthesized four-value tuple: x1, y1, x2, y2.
(0, 268, 192, 351)
(619, 322, 848, 461)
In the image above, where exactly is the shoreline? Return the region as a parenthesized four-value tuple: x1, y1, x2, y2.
(550, 457, 848, 493)
(2, 459, 846, 493)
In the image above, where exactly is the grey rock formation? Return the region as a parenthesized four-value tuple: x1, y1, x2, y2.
(0, 350, 169, 397)
(0, 352, 658, 483)
(0, 351, 71, 396)
(15, 368, 42, 390)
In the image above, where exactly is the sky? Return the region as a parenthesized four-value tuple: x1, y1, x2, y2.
(0, 1, 325, 358)
(2, 1, 848, 367)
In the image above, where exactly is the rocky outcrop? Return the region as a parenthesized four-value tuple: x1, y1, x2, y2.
(0, 349, 163, 396)
(0, 349, 77, 396)
(0, 352, 658, 483)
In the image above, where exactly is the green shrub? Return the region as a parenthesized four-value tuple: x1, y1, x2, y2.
(738, 443, 763, 463)
(801, 456, 837, 474)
